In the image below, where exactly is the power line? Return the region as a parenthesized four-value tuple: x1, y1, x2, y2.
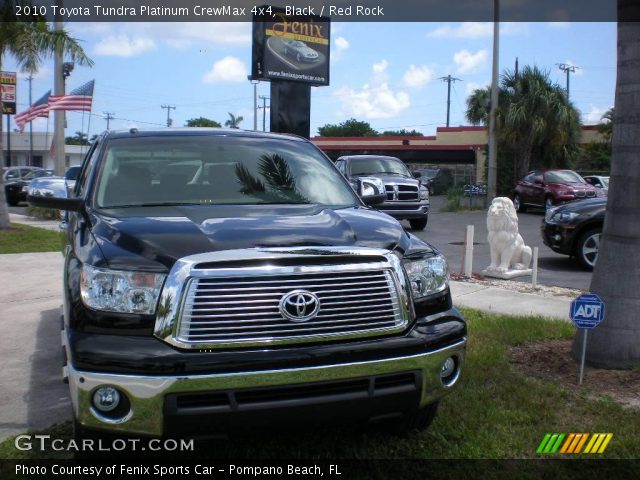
(161, 104, 176, 127)
(557, 63, 580, 100)
(439, 75, 462, 127)
(103, 112, 115, 130)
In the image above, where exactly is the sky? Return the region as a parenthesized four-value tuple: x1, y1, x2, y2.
(4, 21, 617, 139)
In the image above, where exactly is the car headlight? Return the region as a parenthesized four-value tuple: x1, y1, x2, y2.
(549, 211, 580, 224)
(403, 255, 449, 299)
(81, 264, 166, 314)
(419, 185, 429, 200)
(360, 177, 385, 197)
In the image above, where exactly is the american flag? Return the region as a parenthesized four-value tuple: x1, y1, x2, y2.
(49, 80, 94, 111)
(15, 90, 51, 132)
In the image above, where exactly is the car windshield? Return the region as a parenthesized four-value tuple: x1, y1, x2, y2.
(544, 170, 585, 184)
(94, 135, 359, 208)
(418, 169, 438, 179)
(348, 157, 411, 177)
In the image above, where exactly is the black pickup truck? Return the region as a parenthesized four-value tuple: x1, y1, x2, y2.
(29, 129, 466, 439)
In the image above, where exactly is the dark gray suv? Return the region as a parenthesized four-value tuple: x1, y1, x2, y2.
(335, 155, 430, 230)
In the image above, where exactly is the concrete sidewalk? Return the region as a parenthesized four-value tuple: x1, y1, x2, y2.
(9, 213, 62, 232)
(450, 280, 574, 320)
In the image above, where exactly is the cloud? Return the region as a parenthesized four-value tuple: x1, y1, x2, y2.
(202, 56, 247, 83)
(583, 105, 612, 124)
(335, 83, 410, 119)
(453, 49, 488, 74)
(426, 22, 526, 39)
(332, 36, 350, 61)
(465, 81, 486, 95)
(372, 59, 388, 74)
(94, 35, 155, 57)
(402, 65, 435, 89)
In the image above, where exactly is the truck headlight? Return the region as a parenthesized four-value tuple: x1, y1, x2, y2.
(81, 265, 165, 314)
(403, 254, 449, 299)
(419, 185, 429, 200)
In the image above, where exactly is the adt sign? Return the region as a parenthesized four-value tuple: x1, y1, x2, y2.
(570, 293, 605, 329)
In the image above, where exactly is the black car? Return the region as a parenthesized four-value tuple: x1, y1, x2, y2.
(3, 167, 50, 206)
(414, 167, 454, 195)
(541, 198, 606, 269)
(335, 155, 430, 230)
(29, 129, 466, 439)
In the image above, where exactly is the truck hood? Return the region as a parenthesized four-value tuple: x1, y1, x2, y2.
(89, 204, 413, 271)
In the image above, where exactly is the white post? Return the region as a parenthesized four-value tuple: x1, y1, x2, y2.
(531, 246, 539, 288)
(464, 225, 474, 278)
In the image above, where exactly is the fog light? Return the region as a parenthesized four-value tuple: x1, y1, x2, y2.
(440, 357, 456, 379)
(554, 234, 562, 241)
(92, 386, 121, 412)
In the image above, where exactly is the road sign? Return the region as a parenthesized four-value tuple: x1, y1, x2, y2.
(570, 293, 605, 329)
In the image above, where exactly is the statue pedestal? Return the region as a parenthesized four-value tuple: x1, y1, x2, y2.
(482, 268, 532, 280)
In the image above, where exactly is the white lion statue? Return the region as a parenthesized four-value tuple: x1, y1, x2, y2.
(486, 197, 532, 273)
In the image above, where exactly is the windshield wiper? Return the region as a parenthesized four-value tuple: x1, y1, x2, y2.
(104, 202, 203, 208)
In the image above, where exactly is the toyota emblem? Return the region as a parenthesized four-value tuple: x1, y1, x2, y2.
(279, 290, 320, 322)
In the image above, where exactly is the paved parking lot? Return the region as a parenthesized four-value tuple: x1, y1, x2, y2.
(407, 196, 592, 291)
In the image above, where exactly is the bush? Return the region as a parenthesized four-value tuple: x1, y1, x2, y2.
(26, 205, 61, 221)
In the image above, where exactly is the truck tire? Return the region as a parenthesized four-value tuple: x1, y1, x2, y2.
(410, 218, 428, 231)
(394, 401, 439, 435)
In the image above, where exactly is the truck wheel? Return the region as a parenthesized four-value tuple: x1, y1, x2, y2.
(575, 228, 601, 270)
(410, 218, 428, 231)
(394, 401, 439, 434)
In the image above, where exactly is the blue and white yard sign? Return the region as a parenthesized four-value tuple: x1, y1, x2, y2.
(570, 293, 605, 330)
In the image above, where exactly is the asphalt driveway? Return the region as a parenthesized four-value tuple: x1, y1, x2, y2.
(409, 196, 592, 291)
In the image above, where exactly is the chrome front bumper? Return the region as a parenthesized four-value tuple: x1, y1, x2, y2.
(68, 339, 466, 437)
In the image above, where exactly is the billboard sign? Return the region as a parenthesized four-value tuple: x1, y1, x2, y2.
(1, 71, 17, 115)
(252, 6, 330, 86)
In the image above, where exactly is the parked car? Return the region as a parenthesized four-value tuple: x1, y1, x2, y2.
(413, 167, 454, 195)
(513, 169, 602, 213)
(28, 129, 466, 439)
(541, 197, 606, 270)
(3, 166, 47, 206)
(283, 40, 319, 63)
(335, 155, 430, 230)
(583, 175, 609, 195)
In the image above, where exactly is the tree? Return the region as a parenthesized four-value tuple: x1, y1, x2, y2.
(318, 118, 378, 137)
(65, 131, 89, 145)
(224, 113, 243, 129)
(185, 117, 222, 128)
(572, 109, 613, 173)
(571, 13, 640, 369)
(0, 1, 93, 230)
(466, 66, 581, 181)
(381, 129, 424, 137)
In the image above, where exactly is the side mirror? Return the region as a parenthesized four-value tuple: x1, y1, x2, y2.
(358, 178, 386, 206)
(28, 194, 83, 211)
(534, 179, 544, 186)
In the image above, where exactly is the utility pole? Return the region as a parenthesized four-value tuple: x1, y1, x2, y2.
(487, 0, 500, 204)
(439, 75, 462, 128)
(258, 96, 270, 132)
(53, 8, 65, 176)
(557, 63, 579, 100)
(26, 74, 33, 166)
(103, 112, 115, 130)
(161, 105, 175, 127)
(248, 76, 259, 130)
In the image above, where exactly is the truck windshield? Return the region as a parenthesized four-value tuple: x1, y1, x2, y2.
(94, 135, 359, 208)
(348, 157, 411, 177)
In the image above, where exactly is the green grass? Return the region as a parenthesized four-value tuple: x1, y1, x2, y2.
(0, 223, 64, 254)
(0, 309, 638, 461)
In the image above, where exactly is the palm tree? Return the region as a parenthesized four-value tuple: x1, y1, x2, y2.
(466, 65, 581, 181)
(571, 12, 640, 369)
(224, 113, 243, 129)
(0, 1, 93, 229)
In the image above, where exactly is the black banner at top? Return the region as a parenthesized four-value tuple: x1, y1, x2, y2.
(7, 0, 623, 22)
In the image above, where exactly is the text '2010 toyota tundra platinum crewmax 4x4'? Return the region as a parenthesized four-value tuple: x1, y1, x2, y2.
(29, 129, 466, 439)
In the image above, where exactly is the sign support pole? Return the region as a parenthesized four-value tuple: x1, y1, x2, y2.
(578, 329, 587, 385)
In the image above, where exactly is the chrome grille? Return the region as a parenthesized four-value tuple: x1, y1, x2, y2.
(385, 184, 419, 201)
(177, 269, 404, 347)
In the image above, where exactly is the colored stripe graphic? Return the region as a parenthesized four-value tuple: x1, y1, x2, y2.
(539, 433, 613, 455)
